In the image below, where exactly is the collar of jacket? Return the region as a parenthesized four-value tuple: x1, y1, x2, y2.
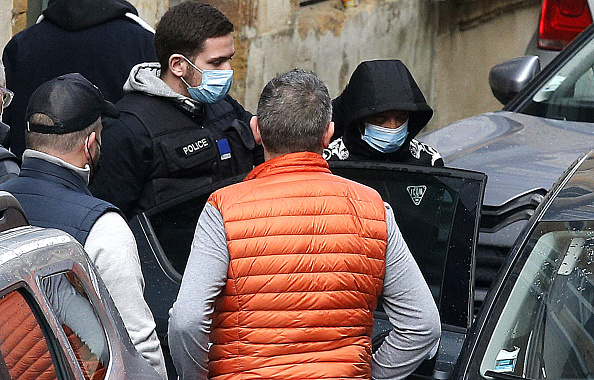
(244, 151, 331, 181)
(124, 63, 206, 116)
(19, 157, 92, 196)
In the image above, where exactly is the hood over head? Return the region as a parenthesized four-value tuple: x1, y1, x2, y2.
(333, 60, 433, 141)
(43, 0, 137, 31)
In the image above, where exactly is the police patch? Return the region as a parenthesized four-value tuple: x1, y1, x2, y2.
(176, 138, 210, 158)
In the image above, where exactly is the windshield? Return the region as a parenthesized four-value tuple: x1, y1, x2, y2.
(522, 35, 594, 122)
(479, 220, 594, 379)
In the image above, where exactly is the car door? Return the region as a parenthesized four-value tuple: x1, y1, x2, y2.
(129, 162, 486, 379)
(454, 150, 594, 380)
(0, 191, 162, 380)
(330, 162, 486, 379)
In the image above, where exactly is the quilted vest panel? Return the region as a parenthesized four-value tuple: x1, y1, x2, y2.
(208, 153, 387, 380)
(0, 158, 119, 245)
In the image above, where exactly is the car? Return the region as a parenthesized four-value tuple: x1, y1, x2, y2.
(525, 0, 593, 68)
(452, 149, 594, 379)
(419, 22, 594, 307)
(0, 191, 161, 379)
(132, 148, 594, 379)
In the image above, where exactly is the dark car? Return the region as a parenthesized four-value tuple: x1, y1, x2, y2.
(420, 22, 594, 305)
(452, 149, 594, 379)
(0, 191, 161, 379)
(130, 162, 488, 379)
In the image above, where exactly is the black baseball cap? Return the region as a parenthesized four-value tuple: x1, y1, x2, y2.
(26, 73, 119, 134)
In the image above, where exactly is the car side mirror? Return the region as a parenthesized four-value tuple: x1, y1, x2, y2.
(0, 191, 28, 232)
(489, 56, 541, 105)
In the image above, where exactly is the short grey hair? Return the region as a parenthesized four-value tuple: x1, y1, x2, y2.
(26, 113, 101, 153)
(256, 69, 332, 155)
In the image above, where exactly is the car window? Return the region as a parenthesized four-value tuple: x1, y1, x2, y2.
(332, 168, 459, 304)
(41, 272, 108, 380)
(330, 163, 485, 330)
(0, 288, 60, 379)
(523, 36, 594, 122)
(478, 220, 594, 379)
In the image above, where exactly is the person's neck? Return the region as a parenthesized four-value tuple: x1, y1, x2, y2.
(161, 71, 190, 98)
(263, 149, 322, 161)
(36, 148, 86, 169)
(24, 149, 91, 185)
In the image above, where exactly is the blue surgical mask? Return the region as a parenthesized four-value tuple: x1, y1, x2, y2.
(181, 56, 233, 104)
(362, 119, 409, 153)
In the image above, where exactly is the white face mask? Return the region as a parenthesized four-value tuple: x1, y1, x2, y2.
(361, 119, 409, 153)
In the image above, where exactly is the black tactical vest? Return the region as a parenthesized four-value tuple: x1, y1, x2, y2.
(117, 92, 258, 214)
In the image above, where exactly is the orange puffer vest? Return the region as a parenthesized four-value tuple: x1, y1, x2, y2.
(207, 152, 387, 380)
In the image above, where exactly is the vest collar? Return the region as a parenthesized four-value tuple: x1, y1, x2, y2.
(20, 152, 92, 196)
(245, 152, 331, 181)
(23, 149, 91, 185)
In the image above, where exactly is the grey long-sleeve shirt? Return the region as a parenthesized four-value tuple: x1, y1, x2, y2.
(85, 212, 167, 378)
(169, 202, 441, 380)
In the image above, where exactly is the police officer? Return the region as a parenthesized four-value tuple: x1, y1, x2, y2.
(90, 2, 263, 219)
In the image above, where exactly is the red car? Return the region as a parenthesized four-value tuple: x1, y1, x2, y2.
(526, 0, 593, 67)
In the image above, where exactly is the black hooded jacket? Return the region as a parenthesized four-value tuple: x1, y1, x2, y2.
(1, 0, 157, 158)
(323, 60, 443, 166)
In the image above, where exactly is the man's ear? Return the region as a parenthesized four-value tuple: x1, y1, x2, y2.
(168, 54, 187, 78)
(322, 121, 334, 149)
(250, 116, 262, 145)
(84, 131, 97, 160)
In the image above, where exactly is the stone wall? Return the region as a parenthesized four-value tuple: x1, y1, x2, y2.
(130, 0, 169, 28)
(433, 0, 540, 129)
(0, 0, 542, 131)
(1, 0, 22, 52)
(240, 0, 438, 113)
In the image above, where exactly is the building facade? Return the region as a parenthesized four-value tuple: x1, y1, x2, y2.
(1, 0, 540, 130)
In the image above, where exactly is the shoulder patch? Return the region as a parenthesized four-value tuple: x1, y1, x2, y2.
(409, 139, 443, 166)
(323, 138, 350, 160)
(409, 139, 422, 159)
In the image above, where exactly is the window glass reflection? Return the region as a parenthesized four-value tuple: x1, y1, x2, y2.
(525, 38, 594, 122)
(480, 221, 594, 379)
(42, 272, 109, 380)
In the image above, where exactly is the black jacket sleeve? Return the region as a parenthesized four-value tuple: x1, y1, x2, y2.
(90, 115, 153, 219)
(0, 146, 20, 184)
